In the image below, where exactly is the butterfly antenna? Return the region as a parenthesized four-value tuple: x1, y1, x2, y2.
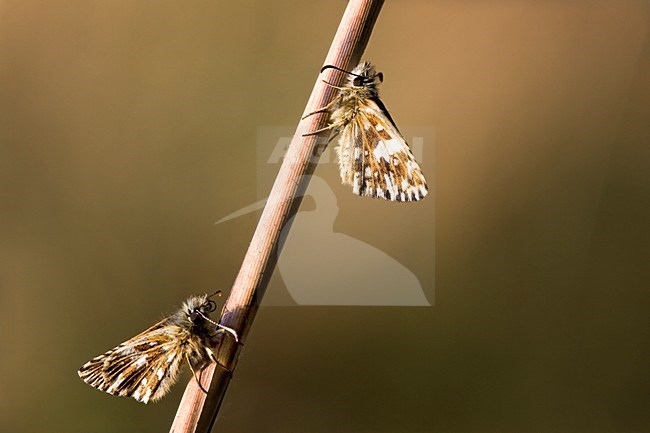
(196, 310, 240, 343)
(320, 64, 365, 79)
(208, 289, 223, 299)
(186, 353, 210, 395)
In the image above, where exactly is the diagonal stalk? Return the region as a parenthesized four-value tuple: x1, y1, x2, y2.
(170, 1, 384, 431)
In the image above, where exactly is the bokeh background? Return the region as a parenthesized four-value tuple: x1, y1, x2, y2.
(1, 1, 649, 432)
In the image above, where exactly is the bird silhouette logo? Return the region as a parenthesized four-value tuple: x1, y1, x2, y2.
(217, 175, 430, 306)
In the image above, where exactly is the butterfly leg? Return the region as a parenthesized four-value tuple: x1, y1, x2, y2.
(204, 345, 235, 375)
(207, 325, 241, 372)
(302, 123, 337, 137)
(187, 353, 211, 395)
(189, 330, 238, 392)
(196, 309, 239, 343)
(321, 79, 345, 90)
(217, 323, 239, 343)
(301, 97, 338, 120)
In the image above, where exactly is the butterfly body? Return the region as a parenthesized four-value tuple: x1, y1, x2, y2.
(78, 294, 236, 404)
(308, 61, 428, 202)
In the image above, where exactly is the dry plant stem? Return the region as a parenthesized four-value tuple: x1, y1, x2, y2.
(169, 1, 384, 432)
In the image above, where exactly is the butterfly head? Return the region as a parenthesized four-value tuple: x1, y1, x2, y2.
(182, 291, 221, 324)
(349, 61, 383, 92)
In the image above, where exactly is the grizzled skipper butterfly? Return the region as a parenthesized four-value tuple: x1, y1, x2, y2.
(304, 61, 428, 202)
(78, 291, 238, 404)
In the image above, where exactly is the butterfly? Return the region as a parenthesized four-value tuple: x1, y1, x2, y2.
(303, 61, 428, 202)
(78, 291, 238, 404)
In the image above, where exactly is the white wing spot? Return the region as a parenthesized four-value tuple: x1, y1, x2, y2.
(406, 160, 419, 175)
(143, 388, 152, 404)
(384, 138, 405, 154)
(373, 138, 406, 162)
(352, 174, 362, 195)
(107, 375, 125, 393)
(373, 142, 391, 161)
(135, 355, 148, 367)
(157, 368, 165, 380)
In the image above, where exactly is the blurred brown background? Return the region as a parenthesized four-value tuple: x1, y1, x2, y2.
(1, 1, 649, 432)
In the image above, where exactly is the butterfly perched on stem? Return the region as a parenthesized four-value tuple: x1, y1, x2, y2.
(303, 61, 428, 202)
(78, 291, 238, 404)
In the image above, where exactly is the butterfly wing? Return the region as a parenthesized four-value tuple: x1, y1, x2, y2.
(337, 98, 428, 201)
(78, 318, 188, 403)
